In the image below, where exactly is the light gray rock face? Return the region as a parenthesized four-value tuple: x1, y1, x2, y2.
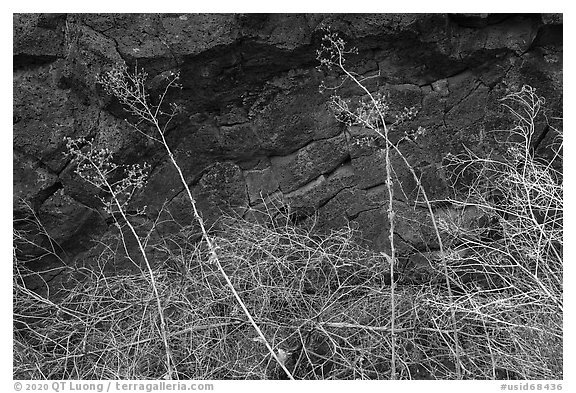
(13, 13, 562, 275)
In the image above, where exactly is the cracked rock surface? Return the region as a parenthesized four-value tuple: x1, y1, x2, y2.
(13, 13, 562, 287)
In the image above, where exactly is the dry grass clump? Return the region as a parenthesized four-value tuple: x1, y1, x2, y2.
(14, 181, 562, 380)
(14, 211, 395, 379)
(11, 207, 453, 379)
(433, 85, 563, 379)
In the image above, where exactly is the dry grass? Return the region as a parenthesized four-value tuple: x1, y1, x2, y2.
(14, 170, 562, 380)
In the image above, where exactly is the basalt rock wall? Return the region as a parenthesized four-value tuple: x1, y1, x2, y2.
(13, 14, 563, 286)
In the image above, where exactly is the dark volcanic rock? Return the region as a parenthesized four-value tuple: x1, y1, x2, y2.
(160, 161, 249, 232)
(14, 14, 65, 62)
(194, 161, 249, 223)
(244, 166, 280, 204)
(37, 190, 105, 249)
(13, 13, 562, 275)
(13, 62, 100, 172)
(13, 151, 60, 212)
(270, 133, 349, 193)
(283, 163, 357, 213)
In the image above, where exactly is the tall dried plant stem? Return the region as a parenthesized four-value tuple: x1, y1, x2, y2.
(327, 38, 398, 379)
(325, 35, 463, 379)
(101, 67, 295, 379)
(82, 153, 175, 379)
(153, 119, 295, 380)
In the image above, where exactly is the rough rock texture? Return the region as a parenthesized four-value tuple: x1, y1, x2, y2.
(13, 13, 562, 286)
